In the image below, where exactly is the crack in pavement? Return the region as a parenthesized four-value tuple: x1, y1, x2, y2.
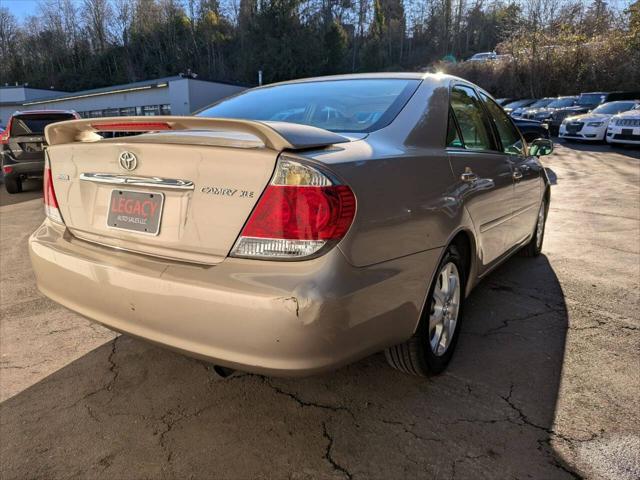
(261, 377, 356, 418)
(322, 421, 353, 479)
(499, 384, 596, 479)
(480, 309, 562, 337)
(105, 336, 120, 393)
(379, 419, 440, 443)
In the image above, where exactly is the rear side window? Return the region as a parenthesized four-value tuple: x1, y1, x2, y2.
(449, 86, 494, 151)
(446, 110, 463, 147)
(10, 114, 75, 136)
(480, 93, 524, 155)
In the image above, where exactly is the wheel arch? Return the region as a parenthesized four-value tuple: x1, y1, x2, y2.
(411, 226, 478, 336)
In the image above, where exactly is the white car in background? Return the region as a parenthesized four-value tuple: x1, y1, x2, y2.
(467, 51, 497, 62)
(606, 104, 640, 146)
(559, 100, 639, 142)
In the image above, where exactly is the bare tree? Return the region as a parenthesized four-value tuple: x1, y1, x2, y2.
(0, 7, 18, 63)
(82, 0, 113, 52)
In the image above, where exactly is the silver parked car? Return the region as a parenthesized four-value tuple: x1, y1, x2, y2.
(30, 73, 553, 377)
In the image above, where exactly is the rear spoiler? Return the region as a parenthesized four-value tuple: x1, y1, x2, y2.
(44, 116, 349, 151)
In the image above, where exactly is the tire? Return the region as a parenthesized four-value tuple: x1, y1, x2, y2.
(385, 245, 466, 376)
(4, 175, 22, 194)
(521, 196, 547, 257)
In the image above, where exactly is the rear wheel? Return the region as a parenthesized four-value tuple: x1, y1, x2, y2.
(385, 246, 465, 376)
(4, 175, 22, 194)
(521, 197, 547, 257)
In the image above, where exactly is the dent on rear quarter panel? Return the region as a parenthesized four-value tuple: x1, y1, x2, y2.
(306, 79, 460, 268)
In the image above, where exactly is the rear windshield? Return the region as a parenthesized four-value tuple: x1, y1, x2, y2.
(577, 94, 606, 106)
(529, 98, 554, 109)
(504, 99, 534, 109)
(548, 98, 576, 108)
(197, 79, 421, 133)
(10, 113, 75, 136)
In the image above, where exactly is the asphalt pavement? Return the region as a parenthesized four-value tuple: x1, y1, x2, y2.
(0, 141, 638, 479)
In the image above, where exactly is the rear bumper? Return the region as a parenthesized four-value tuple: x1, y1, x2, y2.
(29, 220, 440, 375)
(1, 153, 44, 177)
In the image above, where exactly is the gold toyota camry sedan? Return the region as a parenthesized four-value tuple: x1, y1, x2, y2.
(29, 73, 553, 377)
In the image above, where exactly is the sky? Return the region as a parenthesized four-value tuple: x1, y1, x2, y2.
(2, 0, 634, 23)
(3, 0, 41, 20)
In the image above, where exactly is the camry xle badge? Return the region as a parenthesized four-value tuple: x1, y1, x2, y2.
(119, 151, 138, 171)
(201, 186, 255, 198)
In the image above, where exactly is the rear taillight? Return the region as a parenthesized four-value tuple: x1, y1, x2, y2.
(231, 156, 356, 260)
(90, 121, 171, 132)
(0, 120, 10, 145)
(44, 157, 64, 224)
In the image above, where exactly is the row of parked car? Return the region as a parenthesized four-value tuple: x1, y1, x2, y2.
(496, 92, 640, 145)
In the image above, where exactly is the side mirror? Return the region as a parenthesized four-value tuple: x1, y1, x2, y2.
(529, 138, 553, 157)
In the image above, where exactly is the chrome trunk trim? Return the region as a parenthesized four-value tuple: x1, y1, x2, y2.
(79, 173, 194, 190)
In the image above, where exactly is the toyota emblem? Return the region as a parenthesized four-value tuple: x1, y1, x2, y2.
(119, 151, 138, 171)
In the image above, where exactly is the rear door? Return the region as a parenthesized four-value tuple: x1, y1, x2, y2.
(479, 93, 543, 247)
(447, 85, 515, 273)
(7, 113, 76, 162)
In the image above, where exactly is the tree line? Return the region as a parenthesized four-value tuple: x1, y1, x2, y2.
(0, 0, 638, 98)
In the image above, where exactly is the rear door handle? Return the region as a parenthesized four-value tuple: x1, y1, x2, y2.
(461, 169, 478, 183)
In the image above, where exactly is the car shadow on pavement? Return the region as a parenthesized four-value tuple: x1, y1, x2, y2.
(556, 138, 640, 159)
(0, 178, 43, 207)
(0, 255, 577, 479)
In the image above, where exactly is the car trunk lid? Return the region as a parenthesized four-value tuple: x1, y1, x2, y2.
(44, 116, 349, 265)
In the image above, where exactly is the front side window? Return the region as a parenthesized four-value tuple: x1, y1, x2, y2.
(197, 79, 420, 133)
(480, 93, 524, 155)
(449, 86, 494, 151)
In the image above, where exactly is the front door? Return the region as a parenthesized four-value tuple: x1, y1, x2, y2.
(479, 92, 543, 246)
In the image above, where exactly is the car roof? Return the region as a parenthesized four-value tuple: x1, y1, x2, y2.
(252, 72, 455, 88)
(11, 110, 77, 117)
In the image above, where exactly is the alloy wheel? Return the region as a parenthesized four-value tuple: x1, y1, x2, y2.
(429, 262, 461, 356)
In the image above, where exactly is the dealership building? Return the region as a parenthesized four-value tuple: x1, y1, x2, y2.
(0, 76, 246, 126)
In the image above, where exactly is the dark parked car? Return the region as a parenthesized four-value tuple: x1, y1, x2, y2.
(549, 91, 640, 132)
(512, 117, 550, 142)
(524, 96, 578, 125)
(496, 98, 515, 106)
(511, 98, 555, 118)
(502, 98, 536, 114)
(0, 110, 79, 193)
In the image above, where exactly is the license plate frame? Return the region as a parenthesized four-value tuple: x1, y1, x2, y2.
(622, 128, 633, 136)
(106, 189, 165, 236)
